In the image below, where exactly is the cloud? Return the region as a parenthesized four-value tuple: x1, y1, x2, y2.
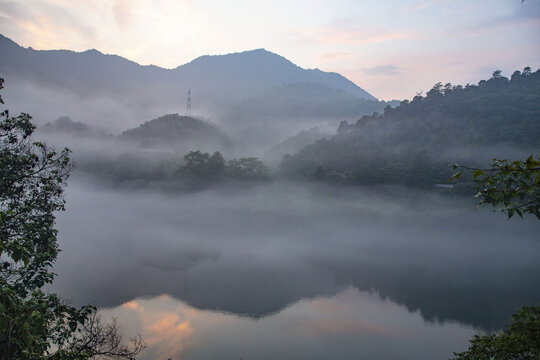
(0, 0, 98, 49)
(312, 26, 414, 46)
(112, 0, 133, 30)
(402, 0, 440, 14)
(468, 2, 540, 32)
(362, 65, 403, 76)
(318, 51, 354, 61)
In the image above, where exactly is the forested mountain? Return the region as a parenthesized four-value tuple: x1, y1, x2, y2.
(264, 127, 331, 166)
(118, 113, 234, 152)
(280, 68, 540, 187)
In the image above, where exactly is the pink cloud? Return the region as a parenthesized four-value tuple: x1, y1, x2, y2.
(402, 0, 440, 14)
(112, 0, 133, 30)
(313, 27, 414, 46)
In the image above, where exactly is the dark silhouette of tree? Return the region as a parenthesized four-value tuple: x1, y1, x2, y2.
(451, 305, 539, 360)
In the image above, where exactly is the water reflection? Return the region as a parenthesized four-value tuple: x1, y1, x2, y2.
(101, 288, 476, 360)
(52, 180, 540, 334)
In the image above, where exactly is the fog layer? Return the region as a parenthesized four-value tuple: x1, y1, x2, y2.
(52, 180, 540, 330)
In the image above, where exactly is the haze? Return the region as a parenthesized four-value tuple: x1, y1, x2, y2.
(1, 1, 539, 359)
(1, 0, 539, 100)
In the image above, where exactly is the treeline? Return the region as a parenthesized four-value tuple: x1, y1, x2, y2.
(279, 68, 540, 189)
(82, 150, 269, 189)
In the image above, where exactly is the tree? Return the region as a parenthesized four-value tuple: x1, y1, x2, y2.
(226, 157, 269, 180)
(183, 150, 225, 178)
(451, 305, 539, 360)
(0, 77, 145, 359)
(451, 155, 540, 219)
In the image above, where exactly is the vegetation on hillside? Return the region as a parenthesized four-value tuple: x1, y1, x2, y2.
(280, 68, 540, 189)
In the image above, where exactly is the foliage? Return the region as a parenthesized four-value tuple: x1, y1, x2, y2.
(226, 157, 269, 180)
(451, 305, 540, 360)
(280, 68, 540, 188)
(181, 150, 269, 184)
(183, 150, 226, 178)
(451, 155, 540, 219)
(0, 77, 145, 359)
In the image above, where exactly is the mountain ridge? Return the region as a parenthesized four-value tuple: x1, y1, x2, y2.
(0, 34, 375, 101)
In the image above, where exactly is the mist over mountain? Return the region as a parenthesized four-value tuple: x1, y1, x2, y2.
(281, 69, 540, 188)
(118, 113, 235, 154)
(40, 116, 112, 138)
(264, 126, 331, 166)
(0, 34, 384, 150)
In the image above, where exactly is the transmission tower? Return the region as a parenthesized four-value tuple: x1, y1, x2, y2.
(186, 88, 192, 117)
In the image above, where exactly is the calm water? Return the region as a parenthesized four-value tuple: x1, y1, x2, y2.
(52, 180, 540, 360)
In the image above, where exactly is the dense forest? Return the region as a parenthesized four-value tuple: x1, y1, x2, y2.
(279, 68, 540, 188)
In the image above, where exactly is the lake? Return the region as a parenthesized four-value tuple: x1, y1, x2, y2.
(52, 180, 540, 360)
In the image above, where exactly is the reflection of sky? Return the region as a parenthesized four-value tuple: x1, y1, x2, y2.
(51, 180, 540, 332)
(0, 0, 538, 99)
(102, 288, 475, 360)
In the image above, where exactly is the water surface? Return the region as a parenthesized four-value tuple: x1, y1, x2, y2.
(52, 180, 540, 359)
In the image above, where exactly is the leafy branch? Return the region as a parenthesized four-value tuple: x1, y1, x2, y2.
(450, 155, 540, 219)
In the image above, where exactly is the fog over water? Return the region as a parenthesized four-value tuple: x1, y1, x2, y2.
(50, 178, 540, 359)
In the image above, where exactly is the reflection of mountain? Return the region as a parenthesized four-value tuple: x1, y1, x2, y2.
(312, 257, 540, 330)
(52, 182, 540, 330)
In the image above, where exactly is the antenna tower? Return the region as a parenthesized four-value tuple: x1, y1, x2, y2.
(186, 88, 192, 116)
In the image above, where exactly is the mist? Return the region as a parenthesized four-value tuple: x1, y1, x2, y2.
(52, 179, 540, 328)
(2, 32, 539, 360)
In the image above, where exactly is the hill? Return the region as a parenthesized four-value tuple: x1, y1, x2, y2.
(118, 113, 235, 153)
(280, 68, 540, 188)
(39, 116, 112, 138)
(0, 34, 380, 131)
(219, 81, 387, 149)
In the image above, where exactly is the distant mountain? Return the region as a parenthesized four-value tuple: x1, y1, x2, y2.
(40, 116, 112, 138)
(0, 34, 381, 150)
(0, 34, 375, 105)
(227, 82, 384, 120)
(264, 126, 331, 166)
(180, 49, 375, 101)
(119, 113, 234, 153)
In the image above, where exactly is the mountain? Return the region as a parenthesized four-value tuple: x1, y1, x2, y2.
(40, 116, 112, 138)
(263, 126, 331, 166)
(227, 82, 383, 120)
(0, 34, 375, 100)
(0, 34, 375, 105)
(179, 49, 375, 101)
(0, 34, 380, 147)
(280, 68, 540, 187)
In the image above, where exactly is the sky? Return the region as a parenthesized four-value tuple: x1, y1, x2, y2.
(0, 0, 539, 100)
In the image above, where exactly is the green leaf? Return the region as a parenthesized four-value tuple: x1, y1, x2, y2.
(472, 170, 485, 178)
(450, 172, 462, 180)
